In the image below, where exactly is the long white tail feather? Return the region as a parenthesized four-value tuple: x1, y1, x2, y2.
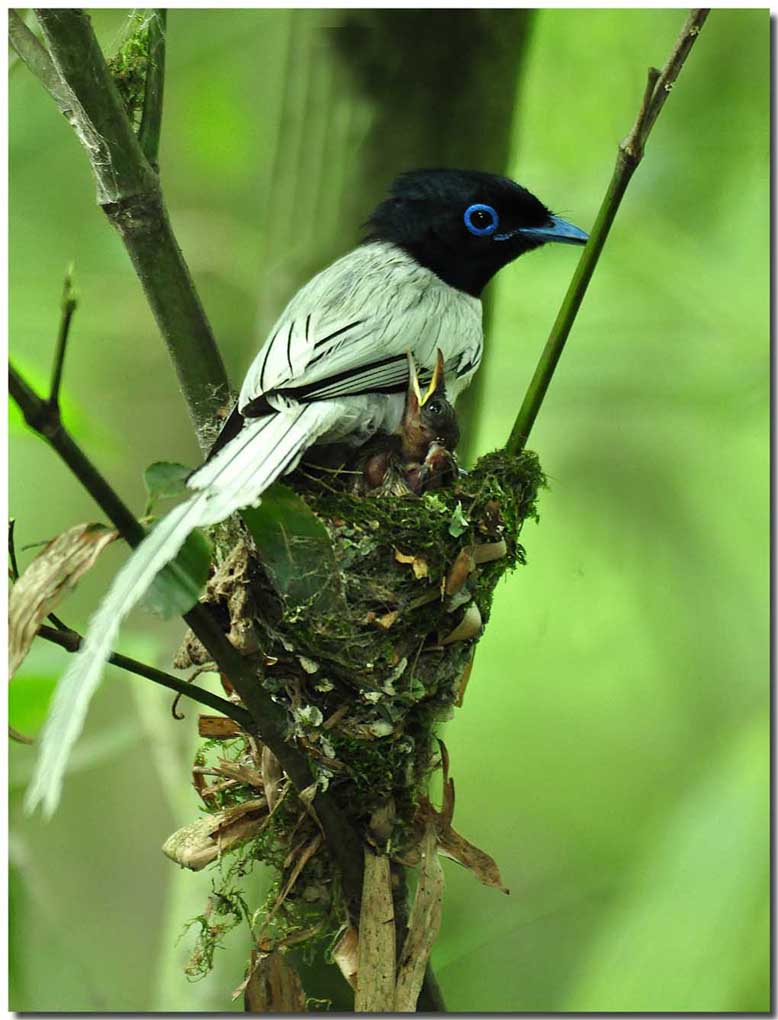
(26, 403, 339, 816)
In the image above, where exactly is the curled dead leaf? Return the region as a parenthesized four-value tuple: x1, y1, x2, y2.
(333, 927, 359, 989)
(161, 798, 267, 871)
(472, 538, 507, 564)
(445, 546, 476, 595)
(9, 523, 116, 676)
(441, 603, 482, 644)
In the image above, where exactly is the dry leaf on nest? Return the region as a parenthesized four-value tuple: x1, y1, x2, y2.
(394, 822, 444, 1012)
(197, 715, 244, 739)
(161, 798, 267, 871)
(472, 538, 508, 564)
(394, 548, 429, 580)
(333, 927, 359, 989)
(241, 950, 307, 1013)
(441, 603, 482, 644)
(193, 759, 264, 788)
(437, 827, 509, 895)
(455, 655, 474, 707)
(262, 745, 283, 812)
(376, 609, 399, 630)
(355, 849, 396, 1012)
(445, 546, 476, 595)
(415, 740, 509, 895)
(9, 523, 116, 675)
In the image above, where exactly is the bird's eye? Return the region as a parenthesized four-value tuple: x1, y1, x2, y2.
(464, 203, 499, 237)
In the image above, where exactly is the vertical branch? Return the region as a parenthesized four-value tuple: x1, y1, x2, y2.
(25, 9, 229, 450)
(506, 9, 710, 454)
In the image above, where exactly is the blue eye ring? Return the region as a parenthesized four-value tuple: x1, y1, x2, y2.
(464, 203, 499, 237)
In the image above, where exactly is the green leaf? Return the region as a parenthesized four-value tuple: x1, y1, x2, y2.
(144, 528, 211, 618)
(143, 461, 192, 502)
(448, 502, 469, 538)
(241, 483, 344, 613)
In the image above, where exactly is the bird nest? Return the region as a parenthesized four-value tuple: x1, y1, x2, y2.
(166, 448, 544, 979)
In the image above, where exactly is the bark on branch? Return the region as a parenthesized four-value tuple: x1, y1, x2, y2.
(26, 9, 229, 451)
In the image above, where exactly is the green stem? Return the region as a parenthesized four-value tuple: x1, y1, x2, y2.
(30, 9, 229, 450)
(506, 157, 635, 454)
(506, 8, 710, 454)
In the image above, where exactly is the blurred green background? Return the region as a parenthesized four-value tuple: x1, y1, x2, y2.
(9, 8, 769, 1013)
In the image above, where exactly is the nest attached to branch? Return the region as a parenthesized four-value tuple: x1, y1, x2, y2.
(165, 448, 544, 984)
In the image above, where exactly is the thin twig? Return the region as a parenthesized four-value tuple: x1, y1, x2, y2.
(37, 624, 253, 729)
(49, 264, 77, 410)
(26, 9, 229, 450)
(9, 363, 366, 918)
(506, 8, 710, 454)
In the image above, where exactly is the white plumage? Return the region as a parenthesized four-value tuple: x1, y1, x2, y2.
(26, 241, 483, 815)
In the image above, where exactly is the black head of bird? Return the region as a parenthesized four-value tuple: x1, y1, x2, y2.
(365, 168, 588, 297)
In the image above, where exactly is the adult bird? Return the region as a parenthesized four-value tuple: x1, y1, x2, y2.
(27, 168, 587, 814)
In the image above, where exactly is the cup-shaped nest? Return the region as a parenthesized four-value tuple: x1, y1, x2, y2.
(178, 449, 544, 836)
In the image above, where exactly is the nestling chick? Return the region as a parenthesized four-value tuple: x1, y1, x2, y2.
(360, 350, 460, 496)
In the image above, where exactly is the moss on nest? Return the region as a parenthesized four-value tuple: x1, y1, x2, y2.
(177, 448, 544, 969)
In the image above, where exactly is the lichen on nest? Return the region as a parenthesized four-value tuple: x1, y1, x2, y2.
(169, 447, 544, 974)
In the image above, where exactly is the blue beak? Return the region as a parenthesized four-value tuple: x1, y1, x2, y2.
(515, 214, 589, 246)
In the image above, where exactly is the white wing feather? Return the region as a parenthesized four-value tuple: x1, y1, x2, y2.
(26, 404, 340, 816)
(28, 242, 483, 816)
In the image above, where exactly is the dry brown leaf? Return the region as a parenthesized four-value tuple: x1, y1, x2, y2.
(262, 745, 283, 812)
(416, 796, 509, 896)
(437, 828, 509, 895)
(197, 715, 244, 739)
(376, 609, 399, 630)
(472, 538, 508, 564)
(333, 927, 359, 989)
(243, 950, 307, 1013)
(394, 823, 444, 1012)
(455, 655, 475, 707)
(161, 798, 267, 871)
(445, 546, 476, 595)
(441, 603, 482, 644)
(355, 849, 396, 1012)
(394, 548, 428, 580)
(193, 759, 264, 788)
(9, 523, 117, 675)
